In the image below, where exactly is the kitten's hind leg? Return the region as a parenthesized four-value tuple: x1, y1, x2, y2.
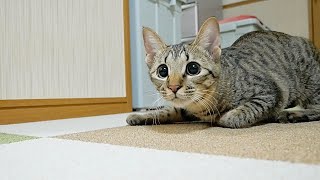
(277, 105, 320, 123)
(217, 97, 276, 128)
(278, 90, 320, 123)
(126, 107, 187, 126)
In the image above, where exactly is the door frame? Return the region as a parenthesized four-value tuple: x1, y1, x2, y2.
(0, 0, 132, 124)
(309, 0, 320, 48)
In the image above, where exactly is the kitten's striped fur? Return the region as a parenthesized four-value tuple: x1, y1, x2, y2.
(127, 17, 320, 128)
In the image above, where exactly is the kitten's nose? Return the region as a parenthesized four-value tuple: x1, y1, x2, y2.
(168, 85, 181, 93)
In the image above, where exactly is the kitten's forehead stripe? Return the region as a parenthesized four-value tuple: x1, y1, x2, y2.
(179, 46, 186, 56)
(168, 43, 188, 60)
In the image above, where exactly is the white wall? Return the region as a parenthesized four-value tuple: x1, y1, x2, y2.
(223, 0, 310, 38)
(0, 0, 126, 99)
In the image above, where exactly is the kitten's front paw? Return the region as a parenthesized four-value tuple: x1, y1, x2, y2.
(218, 110, 249, 128)
(126, 114, 148, 126)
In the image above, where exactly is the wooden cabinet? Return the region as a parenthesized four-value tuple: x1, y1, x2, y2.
(0, 0, 132, 124)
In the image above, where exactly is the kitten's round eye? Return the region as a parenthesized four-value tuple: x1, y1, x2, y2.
(186, 62, 201, 75)
(157, 64, 168, 78)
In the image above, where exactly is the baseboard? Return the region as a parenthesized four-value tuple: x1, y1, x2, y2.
(0, 98, 132, 124)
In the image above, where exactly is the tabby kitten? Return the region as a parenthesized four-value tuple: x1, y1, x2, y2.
(127, 17, 320, 128)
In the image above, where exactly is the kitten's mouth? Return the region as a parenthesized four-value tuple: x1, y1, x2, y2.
(167, 94, 181, 101)
(169, 94, 192, 107)
(163, 90, 194, 107)
(170, 96, 179, 101)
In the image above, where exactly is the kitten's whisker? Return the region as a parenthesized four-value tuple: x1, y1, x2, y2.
(145, 93, 160, 97)
(198, 93, 221, 118)
(197, 92, 219, 104)
(195, 91, 221, 117)
(193, 93, 219, 126)
(144, 90, 161, 96)
(151, 96, 164, 125)
(198, 97, 214, 126)
(155, 106, 162, 125)
(193, 94, 214, 125)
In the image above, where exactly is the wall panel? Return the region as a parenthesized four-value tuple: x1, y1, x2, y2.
(0, 0, 126, 99)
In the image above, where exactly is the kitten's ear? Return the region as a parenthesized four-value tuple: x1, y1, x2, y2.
(192, 17, 221, 60)
(142, 27, 166, 67)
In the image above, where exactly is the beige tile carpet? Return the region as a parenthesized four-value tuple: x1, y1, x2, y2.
(59, 121, 320, 164)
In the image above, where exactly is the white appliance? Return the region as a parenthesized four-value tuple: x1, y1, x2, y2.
(130, 0, 182, 110)
(181, 0, 223, 42)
